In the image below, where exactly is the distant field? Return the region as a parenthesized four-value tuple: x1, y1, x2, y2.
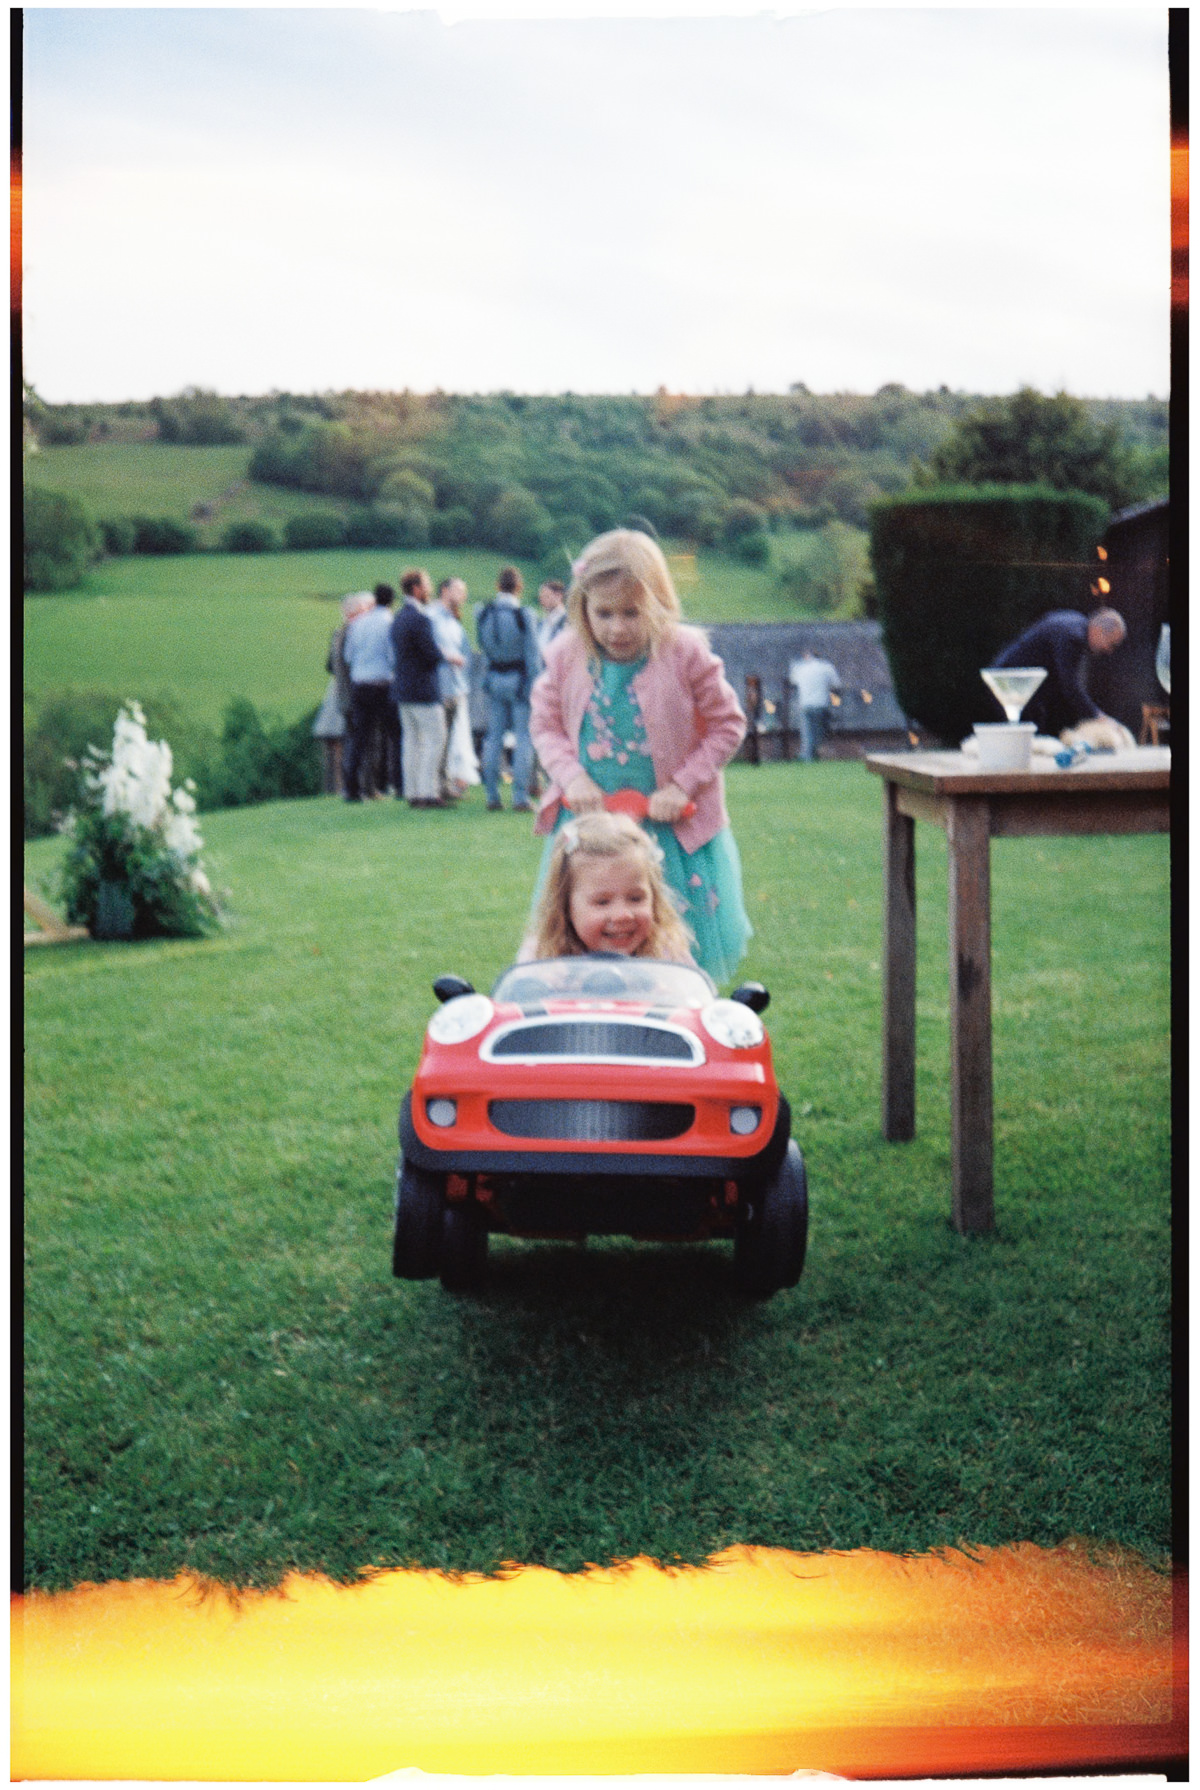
(23, 444, 262, 538)
(23, 541, 829, 729)
(23, 441, 845, 616)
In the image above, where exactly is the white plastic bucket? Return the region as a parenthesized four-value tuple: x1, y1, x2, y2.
(972, 722, 1036, 771)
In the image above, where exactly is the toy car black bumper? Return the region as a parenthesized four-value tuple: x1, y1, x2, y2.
(399, 1091, 791, 1186)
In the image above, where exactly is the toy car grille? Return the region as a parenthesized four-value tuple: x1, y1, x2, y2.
(488, 1099, 696, 1141)
(487, 1020, 698, 1062)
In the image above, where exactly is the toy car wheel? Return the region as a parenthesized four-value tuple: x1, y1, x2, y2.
(392, 1158, 445, 1280)
(733, 1140, 808, 1297)
(440, 1201, 488, 1293)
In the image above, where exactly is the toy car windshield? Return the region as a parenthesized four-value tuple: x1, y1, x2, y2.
(492, 956, 717, 1009)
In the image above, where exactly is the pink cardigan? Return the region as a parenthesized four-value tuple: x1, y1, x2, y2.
(529, 625, 747, 854)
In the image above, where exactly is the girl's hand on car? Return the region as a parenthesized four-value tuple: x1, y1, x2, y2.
(564, 774, 606, 814)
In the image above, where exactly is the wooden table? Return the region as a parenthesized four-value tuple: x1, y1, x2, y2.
(865, 746, 1171, 1234)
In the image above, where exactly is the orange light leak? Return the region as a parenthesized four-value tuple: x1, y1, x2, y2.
(11, 150, 21, 319)
(12, 1542, 1183, 1780)
(1171, 130, 1187, 311)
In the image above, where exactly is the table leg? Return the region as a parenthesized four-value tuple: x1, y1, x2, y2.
(882, 780, 916, 1141)
(946, 797, 993, 1233)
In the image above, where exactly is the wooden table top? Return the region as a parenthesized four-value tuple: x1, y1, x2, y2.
(865, 745, 1171, 797)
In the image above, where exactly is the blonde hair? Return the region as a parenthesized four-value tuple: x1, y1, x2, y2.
(531, 810, 693, 962)
(566, 529, 682, 658)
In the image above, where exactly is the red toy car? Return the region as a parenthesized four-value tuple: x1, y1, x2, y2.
(393, 955, 808, 1296)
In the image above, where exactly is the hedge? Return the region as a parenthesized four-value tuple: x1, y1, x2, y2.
(24, 487, 98, 591)
(283, 513, 348, 550)
(23, 689, 322, 838)
(870, 484, 1110, 744)
(221, 520, 279, 553)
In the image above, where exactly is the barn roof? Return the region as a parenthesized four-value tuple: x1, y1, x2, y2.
(702, 620, 908, 733)
(1106, 497, 1169, 532)
(466, 619, 909, 735)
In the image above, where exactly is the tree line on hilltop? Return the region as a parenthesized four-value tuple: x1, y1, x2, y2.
(24, 382, 1168, 580)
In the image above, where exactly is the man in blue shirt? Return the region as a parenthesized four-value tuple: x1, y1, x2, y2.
(341, 583, 400, 801)
(991, 606, 1126, 738)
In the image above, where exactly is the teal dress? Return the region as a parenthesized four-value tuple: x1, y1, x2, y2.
(536, 654, 752, 985)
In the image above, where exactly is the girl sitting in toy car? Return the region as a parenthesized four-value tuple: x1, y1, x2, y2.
(522, 809, 696, 965)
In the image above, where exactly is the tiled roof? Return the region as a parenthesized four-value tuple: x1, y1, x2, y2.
(703, 621, 908, 733)
(467, 620, 909, 734)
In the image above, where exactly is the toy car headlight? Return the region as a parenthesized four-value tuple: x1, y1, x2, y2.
(700, 1000, 765, 1050)
(427, 994, 494, 1045)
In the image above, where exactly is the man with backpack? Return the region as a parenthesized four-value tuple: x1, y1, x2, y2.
(476, 566, 541, 812)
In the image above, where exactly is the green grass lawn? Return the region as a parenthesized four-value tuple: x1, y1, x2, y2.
(23, 765, 1171, 1590)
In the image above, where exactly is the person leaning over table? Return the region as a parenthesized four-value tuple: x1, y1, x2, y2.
(989, 606, 1127, 739)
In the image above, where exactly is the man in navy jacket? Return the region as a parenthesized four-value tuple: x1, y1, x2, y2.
(991, 606, 1126, 738)
(391, 569, 448, 806)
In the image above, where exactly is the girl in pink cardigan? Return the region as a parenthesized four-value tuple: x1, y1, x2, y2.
(529, 529, 751, 983)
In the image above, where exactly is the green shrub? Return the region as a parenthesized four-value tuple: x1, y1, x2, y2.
(429, 506, 475, 548)
(196, 698, 322, 809)
(151, 388, 246, 446)
(928, 386, 1138, 508)
(98, 517, 138, 556)
(34, 408, 92, 447)
(723, 499, 768, 543)
(23, 688, 216, 839)
(221, 520, 278, 554)
(627, 487, 669, 534)
(870, 485, 1110, 743)
(775, 521, 871, 617)
(24, 688, 325, 835)
(132, 516, 199, 555)
(549, 515, 592, 561)
(734, 529, 771, 566)
(249, 420, 372, 499)
(23, 486, 98, 591)
(283, 513, 347, 551)
(823, 469, 884, 529)
(344, 504, 430, 548)
(375, 464, 437, 509)
(485, 486, 555, 558)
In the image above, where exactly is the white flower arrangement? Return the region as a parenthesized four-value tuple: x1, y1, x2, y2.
(60, 703, 220, 938)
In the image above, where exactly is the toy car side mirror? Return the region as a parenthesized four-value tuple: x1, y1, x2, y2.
(433, 974, 475, 1003)
(730, 981, 770, 1014)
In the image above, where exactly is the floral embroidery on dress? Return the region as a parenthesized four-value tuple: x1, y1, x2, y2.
(587, 667, 651, 768)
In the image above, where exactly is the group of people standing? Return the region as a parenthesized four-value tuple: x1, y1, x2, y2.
(315, 530, 754, 985)
(318, 568, 571, 810)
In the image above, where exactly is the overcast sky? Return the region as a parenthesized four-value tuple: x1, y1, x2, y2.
(20, 6, 1170, 403)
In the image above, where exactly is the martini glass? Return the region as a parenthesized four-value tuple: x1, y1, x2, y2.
(980, 666, 1047, 724)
